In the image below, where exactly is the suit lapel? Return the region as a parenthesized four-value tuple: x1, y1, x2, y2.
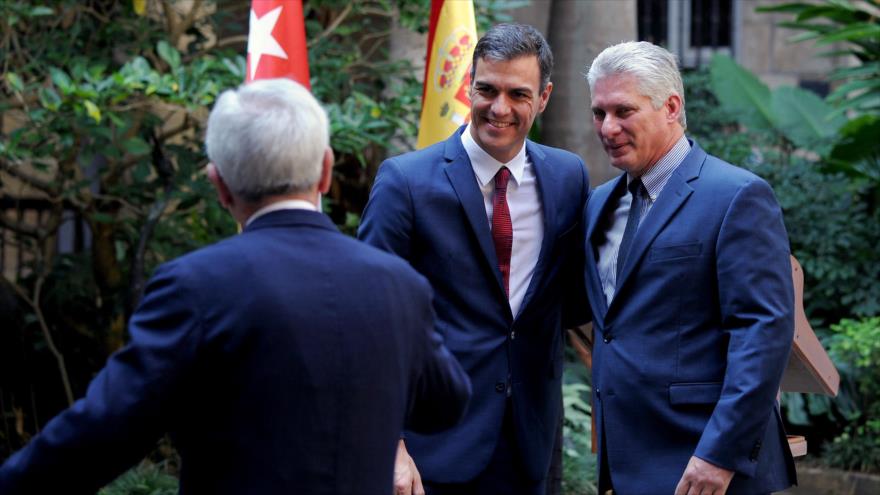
(517, 142, 552, 315)
(443, 132, 507, 296)
(609, 143, 706, 314)
(585, 176, 625, 322)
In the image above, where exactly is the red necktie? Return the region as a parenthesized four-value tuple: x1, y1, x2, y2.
(492, 167, 513, 297)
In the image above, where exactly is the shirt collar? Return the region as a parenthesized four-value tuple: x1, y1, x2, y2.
(461, 123, 528, 188)
(246, 199, 317, 226)
(628, 134, 690, 201)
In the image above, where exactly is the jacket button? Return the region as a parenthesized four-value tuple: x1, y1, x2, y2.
(495, 382, 506, 393)
(603, 335, 613, 343)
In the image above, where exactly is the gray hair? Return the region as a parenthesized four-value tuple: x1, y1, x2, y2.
(205, 78, 329, 202)
(586, 41, 687, 128)
(470, 23, 554, 92)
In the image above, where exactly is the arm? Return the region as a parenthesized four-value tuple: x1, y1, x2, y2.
(562, 161, 592, 329)
(405, 275, 471, 434)
(0, 261, 201, 494)
(691, 178, 795, 478)
(358, 158, 414, 259)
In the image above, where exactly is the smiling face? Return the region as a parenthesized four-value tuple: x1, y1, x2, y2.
(590, 73, 683, 176)
(469, 55, 552, 163)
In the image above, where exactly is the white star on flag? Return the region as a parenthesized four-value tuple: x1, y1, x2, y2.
(248, 6, 288, 81)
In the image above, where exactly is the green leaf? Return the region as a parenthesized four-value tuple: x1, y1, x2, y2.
(828, 62, 880, 80)
(829, 114, 880, 165)
(5, 72, 23, 92)
(156, 40, 181, 71)
(770, 86, 845, 154)
(29, 6, 54, 16)
(49, 67, 73, 95)
(83, 100, 101, 123)
(121, 137, 150, 156)
(817, 23, 880, 44)
(827, 77, 880, 101)
(92, 212, 115, 224)
(708, 54, 776, 132)
(38, 87, 61, 111)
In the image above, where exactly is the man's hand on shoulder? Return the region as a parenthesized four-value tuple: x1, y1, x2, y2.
(393, 439, 424, 495)
(674, 455, 734, 495)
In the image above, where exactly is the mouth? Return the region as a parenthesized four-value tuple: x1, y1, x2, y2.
(605, 142, 631, 154)
(486, 118, 516, 129)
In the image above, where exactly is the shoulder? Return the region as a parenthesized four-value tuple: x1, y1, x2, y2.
(529, 140, 584, 169)
(699, 152, 772, 194)
(381, 139, 448, 175)
(333, 233, 431, 289)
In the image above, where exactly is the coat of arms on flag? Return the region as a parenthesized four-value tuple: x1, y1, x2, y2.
(416, 0, 477, 149)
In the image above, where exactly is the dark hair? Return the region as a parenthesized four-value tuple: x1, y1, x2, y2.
(470, 23, 554, 92)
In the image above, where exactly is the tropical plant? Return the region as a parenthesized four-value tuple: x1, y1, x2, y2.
(742, 0, 880, 184)
(821, 317, 880, 472)
(561, 360, 597, 495)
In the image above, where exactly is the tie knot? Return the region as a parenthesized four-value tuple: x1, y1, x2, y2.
(495, 167, 511, 191)
(628, 177, 644, 197)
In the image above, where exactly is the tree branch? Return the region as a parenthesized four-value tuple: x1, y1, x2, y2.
(308, 3, 354, 48)
(1, 159, 55, 193)
(5, 276, 74, 406)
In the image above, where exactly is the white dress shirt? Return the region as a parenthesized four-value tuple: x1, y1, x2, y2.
(462, 125, 543, 318)
(245, 199, 317, 227)
(597, 135, 691, 304)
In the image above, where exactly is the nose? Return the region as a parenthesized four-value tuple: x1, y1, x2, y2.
(490, 94, 511, 117)
(599, 115, 620, 138)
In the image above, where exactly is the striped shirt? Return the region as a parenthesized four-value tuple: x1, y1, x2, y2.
(598, 135, 691, 305)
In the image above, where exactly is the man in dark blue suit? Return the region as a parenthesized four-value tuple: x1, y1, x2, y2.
(583, 41, 796, 494)
(0, 79, 471, 495)
(359, 24, 589, 495)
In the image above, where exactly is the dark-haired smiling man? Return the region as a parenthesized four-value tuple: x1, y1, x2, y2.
(360, 23, 589, 495)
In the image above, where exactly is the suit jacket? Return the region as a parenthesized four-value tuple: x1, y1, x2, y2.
(0, 209, 471, 495)
(358, 127, 590, 482)
(584, 140, 796, 494)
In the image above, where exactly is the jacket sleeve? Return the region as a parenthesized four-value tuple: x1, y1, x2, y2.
(562, 160, 592, 329)
(694, 177, 794, 477)
(404, 275, 471, 433)
(358, 158, 414, 260)
(0, 261, 202, 494)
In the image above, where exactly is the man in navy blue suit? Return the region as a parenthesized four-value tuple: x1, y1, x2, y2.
(583, 41, 796, 494)
(360, 23, 589, 495)
(0, 79, 471, 495)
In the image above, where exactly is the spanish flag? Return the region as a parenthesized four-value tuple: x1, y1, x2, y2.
(246, 0, 310, 88)
(416, 0, 477, 149)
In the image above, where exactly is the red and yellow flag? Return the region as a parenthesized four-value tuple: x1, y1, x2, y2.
(416, 0, 477, 149)
(246, 0, 310, 88)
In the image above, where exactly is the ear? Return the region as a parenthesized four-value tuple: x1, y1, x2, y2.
(207, 163, 235, 209)
(316, 147, 334, 195)
(665, 93, 683, 124)
(537, 81, 553, 113)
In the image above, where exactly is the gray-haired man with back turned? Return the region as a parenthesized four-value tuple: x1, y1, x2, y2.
(0, 78, 471, 495)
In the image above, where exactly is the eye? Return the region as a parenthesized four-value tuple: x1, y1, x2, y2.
(476, 86, 496, 97)
(618, 107, 634, 117)
(592, 109, 605, 120)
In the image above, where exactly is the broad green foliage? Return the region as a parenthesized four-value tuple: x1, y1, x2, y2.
(755, 0, 880, 183)
(758, 0, 880, 116)
(822, 317, 880, 472)
(709, 54, 845, 155)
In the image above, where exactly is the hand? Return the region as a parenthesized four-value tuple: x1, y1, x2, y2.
(674, 456, 735, 495)
(393, 439, 424, 495)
